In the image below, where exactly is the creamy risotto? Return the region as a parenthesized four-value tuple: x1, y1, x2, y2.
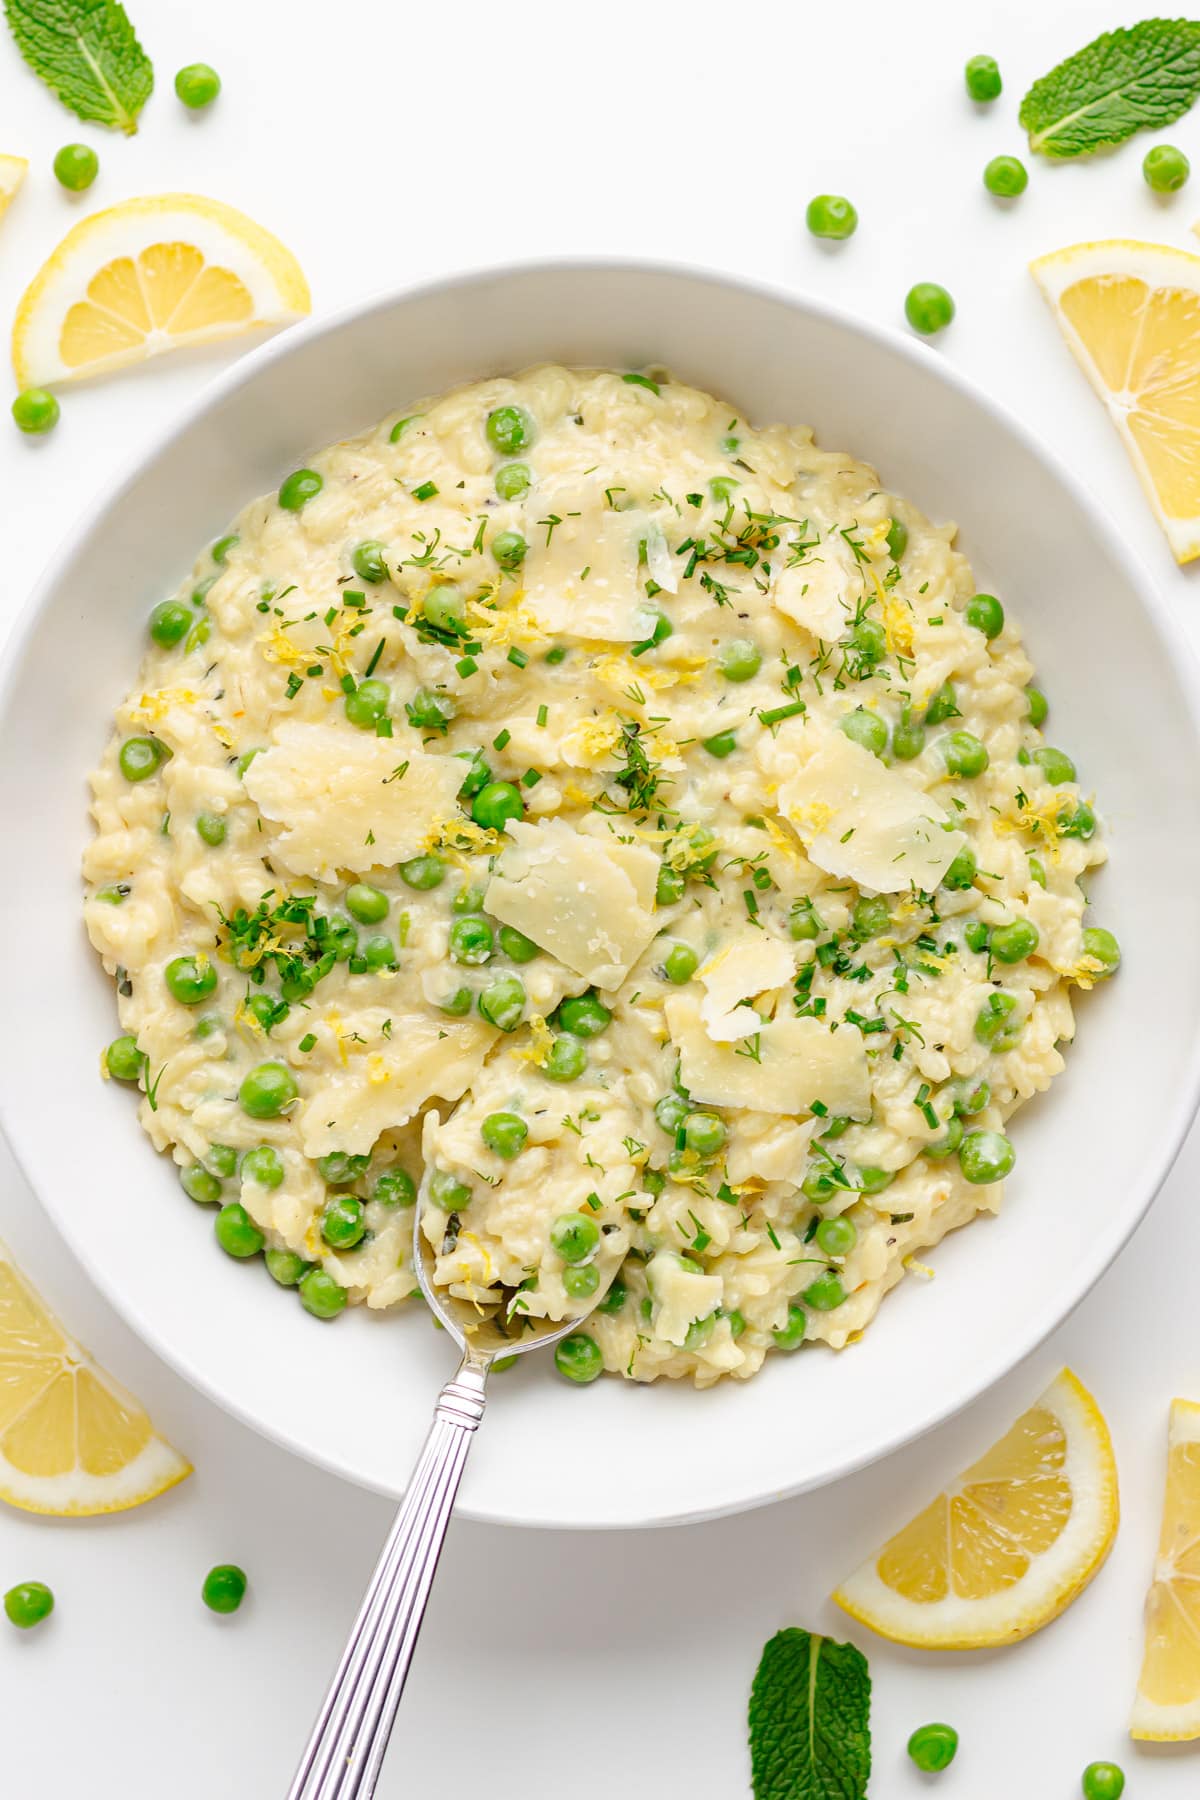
(84, 365, 1119, 1386)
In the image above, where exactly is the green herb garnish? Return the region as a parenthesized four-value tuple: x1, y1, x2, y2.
(1020, 18, 1200, 158)
(5, 0, 153, 132)
(749, 1627, 871, 1800)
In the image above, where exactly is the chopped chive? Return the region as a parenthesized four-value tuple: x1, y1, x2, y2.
(456, 656, 479, 678)
(298, 1032, 317, 1053)
(623, 372, 660, 394)
(507, 647, 529, 669)
(759, 700, 807, 726)
(522, 768, 543, 787)
(340, 672, 357, 695)
(343, 590, 366, 608)
(492, 728, 511, 751)
(536, 704, 548, 727)
(412, 481, 438, 502)
(364, 639, 386, 679)
(375, 716, 393, 738)
(285, 672, 303, 699)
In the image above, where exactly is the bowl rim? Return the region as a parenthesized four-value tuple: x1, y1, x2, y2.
(3, 254, 1200, 1529)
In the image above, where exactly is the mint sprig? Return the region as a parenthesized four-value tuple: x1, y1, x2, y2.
(1020, 18, 1200, 158)
(749, 1627, 871, 1800)
(5, 0, 153, 135)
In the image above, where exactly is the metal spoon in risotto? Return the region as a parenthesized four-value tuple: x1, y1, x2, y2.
(286, 1163, 611, 1799)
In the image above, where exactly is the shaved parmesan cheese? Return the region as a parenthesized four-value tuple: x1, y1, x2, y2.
(242, 722, 463, 881)
(647, 1252, 723, 1347)
(522, 481, 648, 642)
(297, 1016, 493, 1156)
(773, 729, 966, 894)
(485, 819, 659, 989)
(666, 992, 871, 1117)
(698, 936, 794, 1042)
(725, 1115, 819, 1185)
(771, 528, 861, 641)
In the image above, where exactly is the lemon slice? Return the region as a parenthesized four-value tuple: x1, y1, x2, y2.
(1132, 1399, 1200, 1741)
(0, 1240, 190, 1515)
(1031, 239, 1200, 564)
(0, 154, 28, 225)
(832, 1368, 1118, 1649)
(12, 192, 310, 389)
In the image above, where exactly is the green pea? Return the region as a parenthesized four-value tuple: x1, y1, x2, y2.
(958, 1129, 1015, 1184)
(848, 617, 887, 663)
(278, 468, 323, 510)
(789, 899, 821, 941)
(943, 847, 977, 891)
(452, 883, 486, 915)
(478, 974, 527, 1031)
(345, 883, 389, 925)
(597, 1276, 627, 1315)
(991, 919, 1039, 964)
(215, 1202, 264, 1258)
(891, 709, 926, 761)
(942, 730, 989, 778)
(908, 1723, 959, 1772)
(405, 687, 456, 733)
(94, 885, 127, 905)
(656, 864, 686, 906)
(773, 1303, 807, 1350)
(655, 1093, 689, 1133)
(1081, 1762, 1125, 1800)
(175, 62, 222, 108)
(1082, 927, 1121, 975)
(449, 915, 494, 965)
(702, 729, 738, 759)
(1060, 802, 1096, 841)
(924, 1114, 964, 1159)
(149, 600, 192, 647)
(964, 920, 991, 955)
(241, 1145, 284, 1189)
(554, 1332, 603, 1384)
(664, 943, 699, 984)
(550, 1214, 600, 1264)
(965, 592, 1005, 637)
(351, 539, 388, 583)
(373, 1167, 417, 1207)
(495, 461, 531, 500)
(196, 811, 227, 847)
(1035, 746, 1076, 785)
(11, 387, 60, 435)
(316, 1151, 369, 1185)
(399, 854, 445, 891)
(326, 915, 357, 962)
(236, 748, 262, 778)
(1144, 144, 1189, 193)
(492, 530, 526, 571)
(423, 584, 467, 635)
(53, 142, 98, 191)
(925, 682, 959, 725)
(498, 924, 539, 962)
(558, 993, 612, 1037)
(105, 1034, 145, 1082)
(886, 518, 908, 560)
(802, 1167, 836, 1203)
(456, 750, 492, 799)
(202, 1145, 237, 1180)
(429, 1169, 471, 1210)
(563, 1262, 600, 1301)
(321, 1194, 365, 1250)
(4, 1581, 54, 1629)
(481, 1112, 528, 1159)
(953, 1078, 990, 1117)
(983, 155, 1028, 198)
(486, 405, 535, 455)
(857, 1167, 894, 1195)
(839, 708, 888, 756)
(905, 282, 955, 335)
(360, 934, 397, 971)
(815, 1215, 857, 1257)
(438, 986, 472, 1017)
(803, 1271, 846, 1311)
(805, 194, 858, 239)
(299, 1268, 347, 1319)
(265, 1248, 309, 1287)
(238, 1062, 298, 1119)
(344, 678, 390, 730)
(683, 1312, 716, 1352)
(718, 638, 762, 682)
(544, 1033, 588, 1082)
(210, 533, 238, 564)
(165, 954, 218, 1005)
(975, 990, 1018, 1044)
(180, 1162, 222, 1205)
(471, 780, 524, 831)
(851, 896, 889, 941)
(1025, 685, 1048, 727)
(119, 736, 165, 782)
(635, 607, 673, 650)
(684, 1112, 726, 1156)
(964, 52, 1001, 100)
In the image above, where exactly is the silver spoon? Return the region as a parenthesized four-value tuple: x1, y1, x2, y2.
(285, 1165, 608, 1798)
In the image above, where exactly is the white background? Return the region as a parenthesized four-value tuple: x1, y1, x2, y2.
(1, 0, 1199, 1793)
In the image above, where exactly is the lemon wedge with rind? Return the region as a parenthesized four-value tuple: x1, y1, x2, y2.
(12, 192, 310, 390)
(0, 1241, 190, 1515)
(833, 1368, 1118, 1650)
(1132, 1398, 1200, 1741)
(1032, 239, 1200, 565)
(0, 155, 28, 225)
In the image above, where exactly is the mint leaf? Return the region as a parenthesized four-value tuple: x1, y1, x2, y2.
(749, 1627, 871, 1800)
(5, 0, 153, 134)
(1020, 18, 1200, 158)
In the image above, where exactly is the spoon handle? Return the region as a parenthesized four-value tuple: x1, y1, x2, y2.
(285, 1358, 488, 1798)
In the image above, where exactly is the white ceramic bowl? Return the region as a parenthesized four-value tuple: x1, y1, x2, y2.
(2, 263, 1199, 1529)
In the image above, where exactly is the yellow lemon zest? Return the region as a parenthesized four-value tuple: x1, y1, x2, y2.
(763, 812, 803, 865)
(420, 816, 504, 861)
(366, 1054, 391, 1086)
(257, 622, 308, 669)
(516, 1013, 555, 1068)
(131, 685, 198, 724)
(992, 798, 1066, 855)
(1049, 954, 1106, 991)
(232, 997, 267, 1045)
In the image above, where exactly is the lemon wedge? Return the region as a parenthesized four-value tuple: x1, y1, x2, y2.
(832, 1368, 1118, 1649)
(1132, 1399, 1200, 1741)
(1031, 239, 1200, 564)
(0, 1240, 190, 1515)
(12, 192, 310, 389)
(0, 154, 28, 226)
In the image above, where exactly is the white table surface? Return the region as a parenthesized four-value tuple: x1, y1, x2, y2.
(2, 0, 1199, 1793)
